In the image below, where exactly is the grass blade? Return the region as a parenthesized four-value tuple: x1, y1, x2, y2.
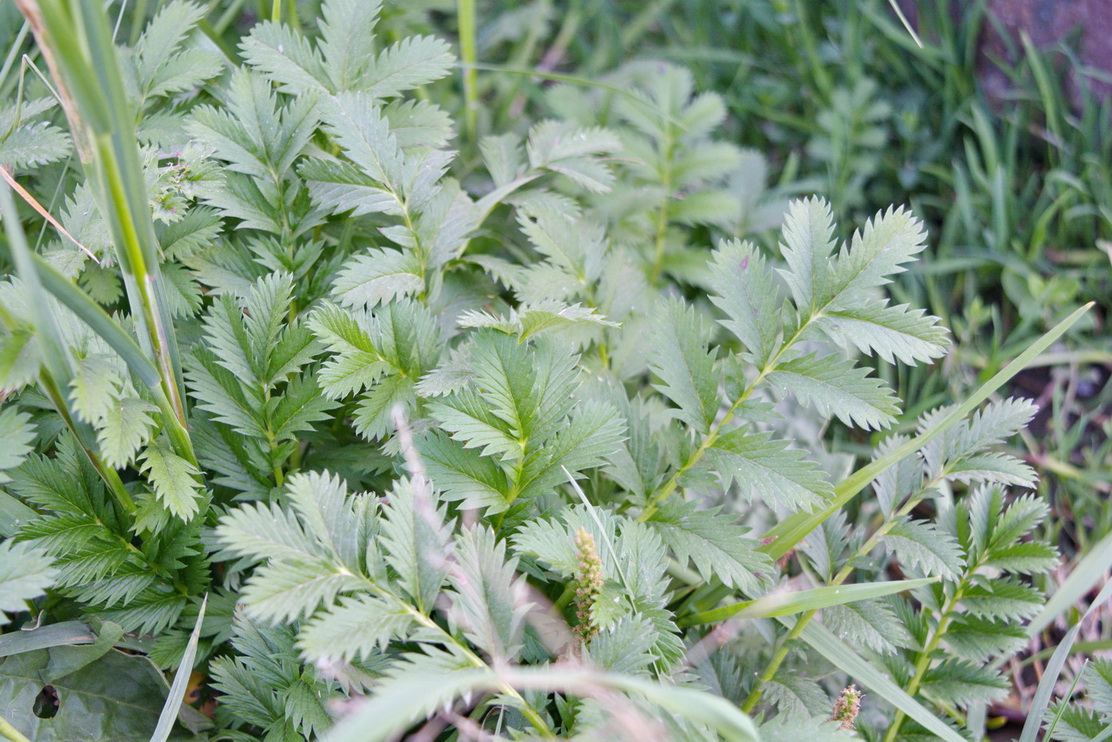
(20, 0, 189, 426)
(324, 665, 759, 742)
(1026, 528, 1112, 638)
(0, 620, 97, 658)
(759, 301, 1093, 560)
(29, 252, 197, 463)
(0, 180, 135, 512)
(793, 619, 966, 742)
(150, 595, 207, 742)
(1019, 578, 1112, 742)
(680, 577, 936, 627)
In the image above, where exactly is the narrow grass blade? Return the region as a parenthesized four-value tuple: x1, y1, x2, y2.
(0, 620, 96, 658)
(680, 577, 936, 627)
(759, 302, 1093, 561)
(24, 0, 189, 425)
(29, 252, 196, 463)
(0, 713, 32, 742)
(0, 180, 135, 512)
(31, 253, 160, 390)
(0, 180, 72, 383)
(150, 595, 207, 742)
(457, 0, 478, 138)
(324, 666, 759, 742)
(886, 0, 924, 48)
(793, 619, 966, 742)
(1019, 578, 1112, 742)
(1026, 528, 1112, 638)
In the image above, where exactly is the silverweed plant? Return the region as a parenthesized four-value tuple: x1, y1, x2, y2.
(0, 1, 1099, 741)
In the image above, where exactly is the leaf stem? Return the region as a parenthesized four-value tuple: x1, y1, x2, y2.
(0, 713, 31, 742)
(648, 128, 675, 285)
(883, 569, 977, 742)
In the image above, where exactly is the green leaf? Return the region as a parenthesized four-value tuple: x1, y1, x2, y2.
(0, 638, 173, 741)
(759, 303, 1092, 561)
(319, 92, 404, 186)
(829, 204, 927, 304)
(138, 444, 203, 520)
(513, 402, 625, 502)
(449, 527, 527, 661)
(98, 397, 158, 469)
(944, 614, 1027, 663)
(767, 352, 900, 431)
(960, 578, 1044, 622)
(429, 389, 521, 461)
(0, 408, 35, 484)
(649, 298, 718, 434)
(132, 1, 222, 102)
(332, 248, 424, 309)
(708, 239, 781, 365)
(297, 594, 413, 663)
(0, 328, 39, 392)
(0, 540, 57, 626)
(419, 430, 510, 509)
(881, 518, 965, 579)
(309, 302, 395, 398)
(380, 479, 453, 613)
(459, 301, 617, 341)
(646, 501, 770, 592)
(0, 621, 97, 658)
(300, 158, 400, 217)
(919, 659, 1009, 707)
(319, 0, 383, 91)
(586, 616, 657, 675)
(709, 429, 833, 510)
(823, 598, 915, 655)
(816, 298, 949, 365)
(778, 196, 836, 313)
(363, 36, 455, 100)
(241, 21, 329, 94)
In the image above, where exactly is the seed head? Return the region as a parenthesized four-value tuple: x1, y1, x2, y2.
(828, 684, 863, 730)
(572, 528, 604, 643)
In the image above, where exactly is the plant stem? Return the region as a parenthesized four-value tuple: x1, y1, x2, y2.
(884, 571, 976, 742)
(457, 0, 478, 139)
(638, 316, 813, 522)
(92, 132, 188, 429)
(648, 129, 675, 285)
(0, 713, 31, 742)
(38, 370, 136, 514)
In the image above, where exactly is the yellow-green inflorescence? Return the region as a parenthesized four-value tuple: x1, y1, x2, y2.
(572, 528, 604, 643)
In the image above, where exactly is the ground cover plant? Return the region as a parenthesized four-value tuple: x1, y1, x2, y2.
(0, 1, 1107, 741)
